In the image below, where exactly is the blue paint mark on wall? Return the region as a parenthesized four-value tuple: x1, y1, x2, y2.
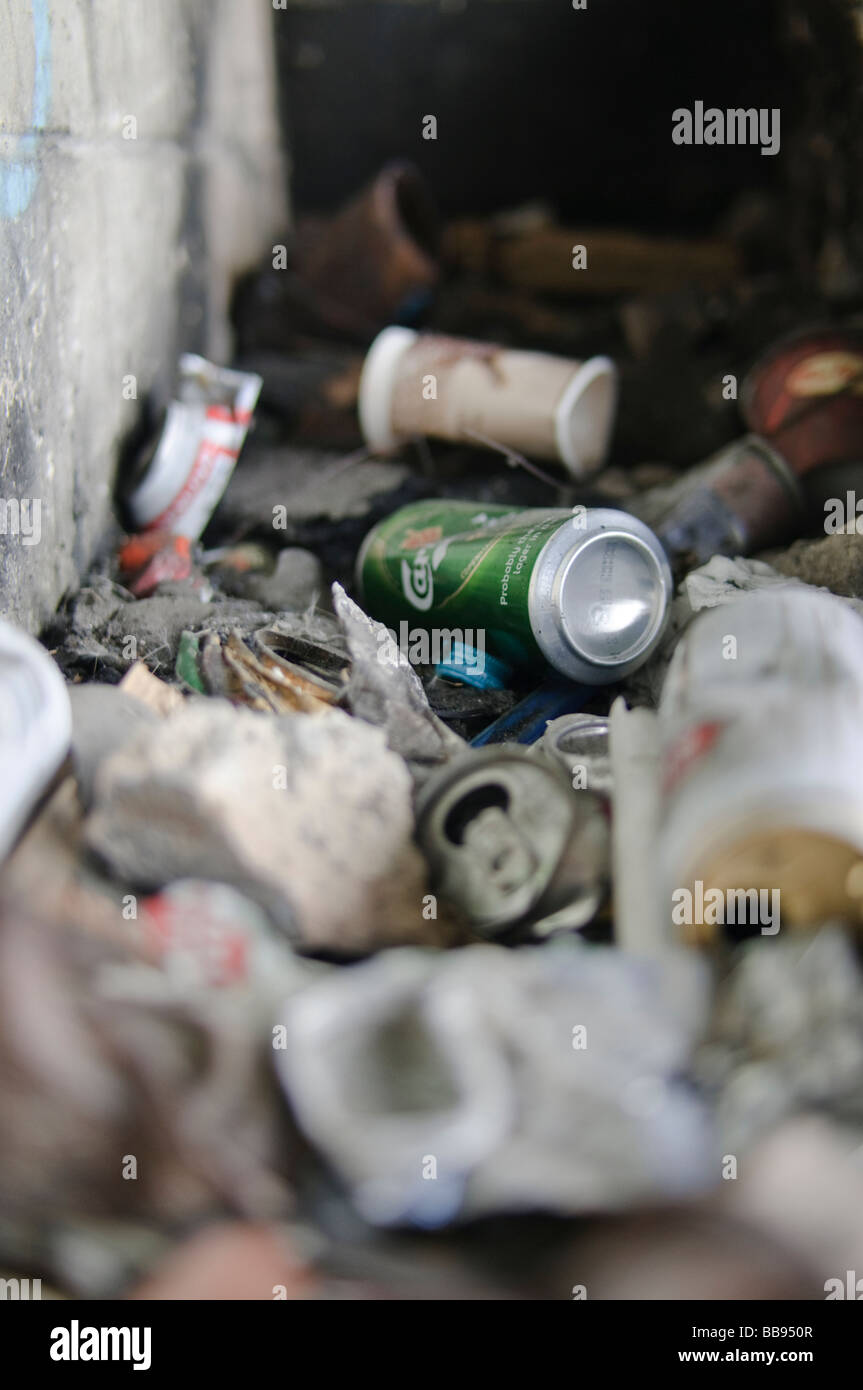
(0, 0, 53, 221)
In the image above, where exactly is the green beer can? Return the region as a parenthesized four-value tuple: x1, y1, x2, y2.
(356, 499, 672, 683)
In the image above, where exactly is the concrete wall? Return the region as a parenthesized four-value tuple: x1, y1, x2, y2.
(0, 0, 286, 632)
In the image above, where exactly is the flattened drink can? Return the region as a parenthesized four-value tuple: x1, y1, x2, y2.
(356, 499, 672, 683)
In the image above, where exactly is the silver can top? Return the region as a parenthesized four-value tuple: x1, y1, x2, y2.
(414, 747, 608, 938)
(532, 712, 613, 798)
(529, 508, 672, 684)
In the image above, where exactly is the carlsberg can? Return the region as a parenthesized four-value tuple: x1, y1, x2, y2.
(356, 499, 672, 683)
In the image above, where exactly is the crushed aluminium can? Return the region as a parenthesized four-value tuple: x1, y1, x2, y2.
(357, 499, 672, 684)
(127, 355, 263, 540)
(415, 746, 609, 940)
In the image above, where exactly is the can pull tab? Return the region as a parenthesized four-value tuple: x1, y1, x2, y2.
(461, 806, 538, 896)
(416, 749, 583, 934)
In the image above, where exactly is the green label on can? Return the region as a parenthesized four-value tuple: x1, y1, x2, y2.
(357, 499, 570, 669)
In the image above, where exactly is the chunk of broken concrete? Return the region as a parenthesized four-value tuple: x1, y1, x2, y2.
(84, 701, 442, 955)
(332, 583, 464, 770)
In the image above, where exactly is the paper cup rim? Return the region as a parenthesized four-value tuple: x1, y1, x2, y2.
(554, 354, 617, 477)
(358, 325, 418, 452)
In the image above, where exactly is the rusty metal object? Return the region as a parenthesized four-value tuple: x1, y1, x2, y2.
(221, 631, 339, 715)
(254, 627, 347, 703)
(294, 160, 442, 335)
(659, 328, 863, 566)
(656, 435, 804, 567)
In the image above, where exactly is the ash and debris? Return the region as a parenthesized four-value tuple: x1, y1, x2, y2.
(7, 131, 863, 1300)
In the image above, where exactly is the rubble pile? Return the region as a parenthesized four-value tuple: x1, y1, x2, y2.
(4, 163, 863, 1301)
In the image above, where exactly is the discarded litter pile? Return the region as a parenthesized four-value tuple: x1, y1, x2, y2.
(5, 163, 863, 1301)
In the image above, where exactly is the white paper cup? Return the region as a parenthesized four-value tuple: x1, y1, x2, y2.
(359, 327, 617, 478)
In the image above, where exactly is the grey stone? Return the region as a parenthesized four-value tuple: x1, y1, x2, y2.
(227, 548, 323, 613)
